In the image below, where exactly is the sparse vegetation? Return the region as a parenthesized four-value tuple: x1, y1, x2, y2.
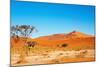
(61, 43, 68, 47)
(26, 41, 38, 54)
(11, 29, 95, 65)
(57, 43, 68, 48)
(11, 25, 37, 63)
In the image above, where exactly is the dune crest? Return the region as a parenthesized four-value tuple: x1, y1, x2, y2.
(34, 31, 94, 40)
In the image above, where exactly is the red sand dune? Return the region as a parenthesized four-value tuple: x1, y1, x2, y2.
(11, 31, 95, 49)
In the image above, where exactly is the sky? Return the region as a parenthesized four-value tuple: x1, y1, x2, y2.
(11, 0, 95, 38)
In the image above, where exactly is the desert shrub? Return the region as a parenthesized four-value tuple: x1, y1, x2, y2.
(61, 43, 68, 47)
(75, 48, 80, 51)
(26, 41, 37, 50)
(57, 43, 68, 48)
(74, 46, 81, 51)
(59, 53, 63, 55)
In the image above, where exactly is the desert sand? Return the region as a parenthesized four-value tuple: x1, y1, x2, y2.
(11, 31, 95, 66)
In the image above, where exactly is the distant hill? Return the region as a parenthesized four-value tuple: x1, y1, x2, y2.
(11, 31, 95, 49)
(34, 31, 94, 40)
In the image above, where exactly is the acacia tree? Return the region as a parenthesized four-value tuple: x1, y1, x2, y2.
(11, 25, 37, 63)
(11, 25, 37, 41)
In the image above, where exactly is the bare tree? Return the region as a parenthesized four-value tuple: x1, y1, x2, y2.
(11, 25, 37, 63)
(11, 25, 37, 43)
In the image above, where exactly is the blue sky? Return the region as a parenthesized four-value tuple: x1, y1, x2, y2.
(11, 0, 95, 38)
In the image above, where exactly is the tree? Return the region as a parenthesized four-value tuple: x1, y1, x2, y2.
(11, 25, 37, 63)
(11, 25, 37, 43)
